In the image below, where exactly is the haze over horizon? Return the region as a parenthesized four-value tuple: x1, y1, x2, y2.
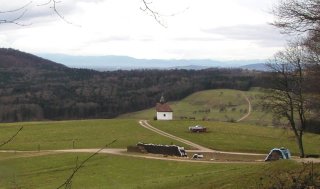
(0, 0, 287, 63)
(37, 53, 268, 70)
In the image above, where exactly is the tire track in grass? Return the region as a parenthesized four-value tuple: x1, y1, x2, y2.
(139, 120, 265, 156)
(139, 120, 212, 152)
(236, 92, 252, 122)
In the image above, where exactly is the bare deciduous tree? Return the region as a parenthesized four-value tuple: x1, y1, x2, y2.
(1, 0, 168, 26)
(264, 45, 307, 157)
(0, 0, 72, 26)
(272, 0, 320, 68)
(272, 0, 320, 34)
(37, 0, 72, 24)
(0, 2, 32, 25)
(269, 0, 320, 153)
(140, 0, 166, 27)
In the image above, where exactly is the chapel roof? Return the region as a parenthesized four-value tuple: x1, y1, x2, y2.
(156, 103, 173, 112)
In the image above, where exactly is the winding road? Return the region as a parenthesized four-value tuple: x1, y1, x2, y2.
(0, 120, 265, 164)
(2, 119, 317, 163)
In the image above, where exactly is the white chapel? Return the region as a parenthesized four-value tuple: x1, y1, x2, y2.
(155, 95, 173, 120)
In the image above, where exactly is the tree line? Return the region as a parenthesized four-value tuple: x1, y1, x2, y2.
(0, 48, 267, 122)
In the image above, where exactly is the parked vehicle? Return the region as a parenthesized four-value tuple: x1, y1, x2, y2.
(192, 154, 204, 159)
(189, 125, 207, 132)
(265, 147, 291, 161)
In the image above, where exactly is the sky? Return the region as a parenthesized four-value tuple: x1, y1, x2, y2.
(0, 0, 286, 61)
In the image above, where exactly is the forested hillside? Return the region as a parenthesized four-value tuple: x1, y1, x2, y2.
(0, 48, 269, 122)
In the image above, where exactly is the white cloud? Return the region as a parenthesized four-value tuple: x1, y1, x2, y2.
(203, 24, 286, 47)
(0, 0, 287, 60)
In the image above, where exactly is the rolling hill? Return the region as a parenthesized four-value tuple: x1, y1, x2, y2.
(119, 88, 275, 126)
(0, 48, 67, 70)
(0, 48, 270, 122)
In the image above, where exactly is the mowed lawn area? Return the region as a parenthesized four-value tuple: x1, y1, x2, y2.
(1, 152, 319, 189)
(150, 120, 320, 155)
(0, 119, 189, 151)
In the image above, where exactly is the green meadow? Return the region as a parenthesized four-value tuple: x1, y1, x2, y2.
(1, 152, 318, 189)
(0, 89, 319, 188)
(1, 118, 318, 155)
(0, 119, 188, 150)
(150, 120, 320, 155)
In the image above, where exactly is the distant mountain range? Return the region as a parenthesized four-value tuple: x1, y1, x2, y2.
(38, 54, 269, 71)
(239, 63, 270, 71)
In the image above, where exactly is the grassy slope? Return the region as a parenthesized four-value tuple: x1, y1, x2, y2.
(1, 152, 317, 189)
(118, 88, 320, 155)
(0, 119, 188, 150)
(119, 88, 276, 126)
(150, 120, 320, 155)
(0, 88, 319, 188)
(119, 89, 246, 120)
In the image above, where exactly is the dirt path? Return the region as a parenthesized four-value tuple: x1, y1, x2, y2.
(0, 149, 264, 164)
(139, 120, 212, 152)
(236, 92, 252, 122)
(0, 150, 62, 161)
(139, 120, 264, 156)
(2, 148, 319, 163)
(1, 116, 317, 164)
(56, 149, 260, 163)
(137, 121, 320, 163)
(0, 119, 265, 164)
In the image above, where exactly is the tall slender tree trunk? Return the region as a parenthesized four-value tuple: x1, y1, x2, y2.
(291, 120, 305, 158)
(296, 131, 305, 158)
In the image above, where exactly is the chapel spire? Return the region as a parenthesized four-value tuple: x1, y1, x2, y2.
(159, 94, 165, 104)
